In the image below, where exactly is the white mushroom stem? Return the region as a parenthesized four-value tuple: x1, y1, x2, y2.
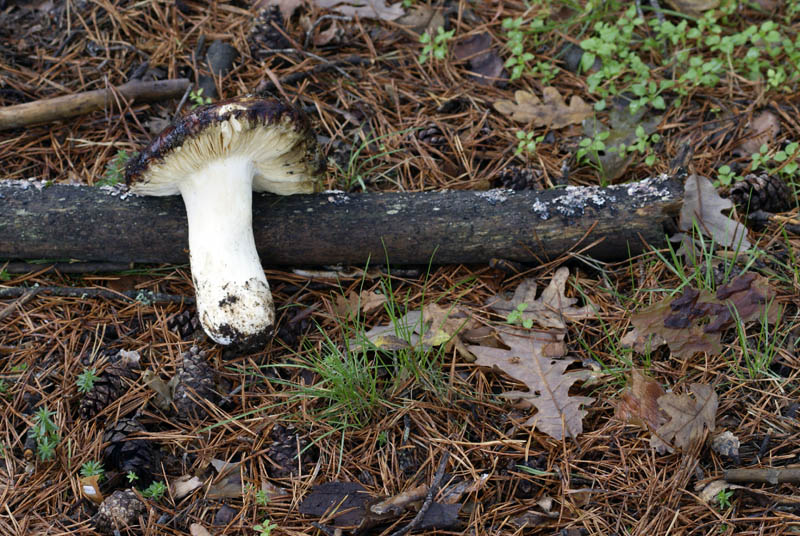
(178, 156, 274, 345)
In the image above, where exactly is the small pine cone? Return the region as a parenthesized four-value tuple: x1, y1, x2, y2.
(493, 166, 540, 191)
(728, 173, 794, 214)
(418, 125, 448, 148)
(79, 350, 141, 420)
(266, 424, 310, 478)
(167, 310, 202, 340)
(249, 6, 291, 61)
(173, 346, 219, 420)
(103, 417, 155, 485)
(94, 489, 146, 534)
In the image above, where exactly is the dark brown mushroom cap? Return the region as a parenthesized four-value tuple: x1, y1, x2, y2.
(125, 96, 324, 194)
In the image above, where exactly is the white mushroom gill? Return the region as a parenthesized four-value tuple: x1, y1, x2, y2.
(178, 156, 273, 345)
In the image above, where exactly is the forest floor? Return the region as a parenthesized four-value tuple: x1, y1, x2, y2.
(1, 0, 800, 535)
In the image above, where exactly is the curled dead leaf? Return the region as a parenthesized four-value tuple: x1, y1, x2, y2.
(494, 87, 592, 129)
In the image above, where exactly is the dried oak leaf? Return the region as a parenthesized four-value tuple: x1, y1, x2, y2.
(468, 328, 593, 440)
(679, 175, 751, 250)
(616, 369, 668, 431)
(664, 0, 719, 15)
(487, 267, 594, 330)
(736, 110, 780, 156)
(653, 383, 717, 452)
(314, 0, 404, 21)
(493, 87, 592, 129)
(631, 273, 779, 358)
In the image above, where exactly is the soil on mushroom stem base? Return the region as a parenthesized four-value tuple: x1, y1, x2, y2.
(1, 1, 800, 535)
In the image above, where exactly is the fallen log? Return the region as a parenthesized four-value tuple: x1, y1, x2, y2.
(0, 175, 682, 267)
(0, 79, 190, 131)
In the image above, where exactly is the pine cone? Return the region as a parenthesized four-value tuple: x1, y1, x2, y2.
(728, 173, 794, 214)
(249, 6, 291, 62)
(418, 125, 448, 148)
(94, 489, 146, 534)
(173, 346, 219, 420)
(79, 350, 141, 419)
(266, 424, 311, 478)
(493, 166, 540, 191)
(102, 417, 155, 485)
(167, 310, 202, 340)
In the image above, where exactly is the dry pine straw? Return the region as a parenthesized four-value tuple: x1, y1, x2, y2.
(2, 0, 800, 535)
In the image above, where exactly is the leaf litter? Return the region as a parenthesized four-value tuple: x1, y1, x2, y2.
(3, 0, 800, 534)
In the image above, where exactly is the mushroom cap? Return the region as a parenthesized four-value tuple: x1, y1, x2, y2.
(125, 96, 324, 195)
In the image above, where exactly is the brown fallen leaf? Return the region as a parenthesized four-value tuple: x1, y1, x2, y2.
(313, 0, 405, 21)
(360, 290, 387, 314)
(487, 267, 594, 330)
(619, 327, 667, 354)
(653, 383, 717, 452)
(468, 328, 593, 440)
(664, 0, 719, 15)
(453, 32, 506, 85)
(172, 475, 203, 500)
(333, 291, 360, 320)
(616, 369, 668, 431)
(299, 482, 373, 527)
(396, 4, 443, 35)
(80, 475, 104, 504)
(698, 479, 744, 504)
(737, 110, 780, 156)
(679, 174, 751, 250)
(421, 302, 478, 347)
(631, 273, 780, 358)
(189, 523, 213, 536)
(189, 524, 214, 536)
(493, 87, 592, 129)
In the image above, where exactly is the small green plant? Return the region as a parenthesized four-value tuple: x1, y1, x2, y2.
(254, 518, 278, 536)
(189, 88, 212, 109)
(98, 150, 137, 187)
(0, 379, 8, 396)
(11, 363, 27, 373)
(507, 303, 533, 329)
(715, 165, 738, 187)
(419, 26, 455, 64)
(255, 488, 270, 506)
(515, 131, 544, 158)
(76, 367, 100, 394)
(576, 131, 610, 173)
(377, 430, 388, 446)
(141, 480, 168, 501)
(0, 269, 10, 281)
(716, 487, 734, 510)
(126, 471, 139, 484)
(80, 460, 105, 480)
(32, 407, 60, 461)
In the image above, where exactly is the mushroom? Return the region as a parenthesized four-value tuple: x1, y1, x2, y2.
(125, 97, 324, 347)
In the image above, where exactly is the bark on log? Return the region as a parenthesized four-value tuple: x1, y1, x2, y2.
(0, 176, 682, 267)
(0, 79, 190, 131)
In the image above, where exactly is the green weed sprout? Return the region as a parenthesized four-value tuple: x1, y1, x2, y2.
(507, 303, 533, 329)
(254, 518, 278, 536)
(80, 460, 105, 480)
(98, 150, 137, 187)
(32, 407, 60, 461)
(255, 488, 270, 506)
(189, 88, 212, 109)
(515, 131, 544, 158)
(716, 488, 733, 510)
(126, 471, 139, 484)
(141, 481, 168, 501)
(76, 367, 100, 394)
(419, 27, 455, 64)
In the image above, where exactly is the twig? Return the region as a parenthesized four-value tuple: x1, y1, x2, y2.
(0, 286, 194, 304)
(0, 79, 190, 131)
(725, 467, 800, 485)
(0, 290, 35, 322)
(304, 15, 351, 49)
(173, 82, 194, 121)
(2, 261, 135, 274)
(388, 452, 451, 536)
